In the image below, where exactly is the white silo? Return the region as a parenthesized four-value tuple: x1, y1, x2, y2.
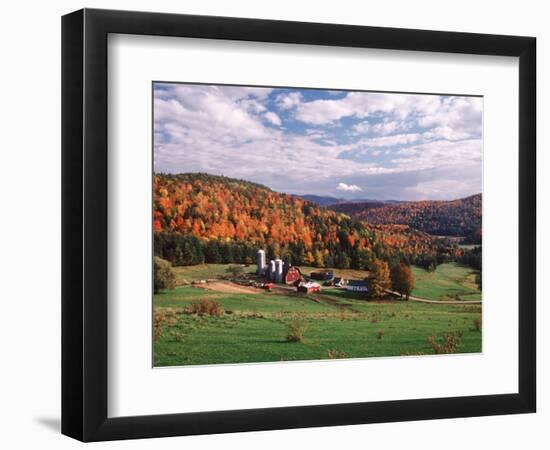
(275, 259, 283, 284)
(256, 249, 266, 275)
(269, 260, 276, 281)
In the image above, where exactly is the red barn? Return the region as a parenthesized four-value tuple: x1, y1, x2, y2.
(284, 266, 304, 285)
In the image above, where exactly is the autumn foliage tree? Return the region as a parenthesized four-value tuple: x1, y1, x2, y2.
(390, 262, 415, 299)
(367, 260, 391, 299)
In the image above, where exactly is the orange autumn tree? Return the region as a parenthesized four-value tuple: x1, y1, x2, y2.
(367, 260, 391, 299)
(390, 262, 415, 299)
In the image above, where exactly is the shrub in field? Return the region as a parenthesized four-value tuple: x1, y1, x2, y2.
(226, 264, 244, 278)
(154, 256, 176, 293)
(428, 331, 461, 354)
(286, 316, 308, 342)
(376, 330, 385, 340)
(327, 349, 349, 359)
(185, 298, 224, 316)
(154, 310, 165, 341)
(154, 308, 178, 340)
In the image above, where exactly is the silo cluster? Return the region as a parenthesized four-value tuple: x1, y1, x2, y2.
(257, 249, 286, 284)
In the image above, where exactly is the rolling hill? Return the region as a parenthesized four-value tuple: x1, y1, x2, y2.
(153, 173, 437, 268)
(329, 194, 481, 237)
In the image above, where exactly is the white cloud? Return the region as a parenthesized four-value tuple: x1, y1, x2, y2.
(359, 133, 423, 148)
(336, 183, 363, 192)
(241, 99, 267, 114)
(294, 92, 409, 125)
(263, 111, 282, 126)
(374, 121, 396, 134)
(403, 177, 473, 200)
(353, 118, 413, 136)
(276, 91, 303, 110)
(352, 121, 370, 134)
(390, 138, 482, 172)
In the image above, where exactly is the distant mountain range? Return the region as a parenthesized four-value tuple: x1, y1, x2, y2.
(295, 194, 401, 207)
(329, 194, 482, 238)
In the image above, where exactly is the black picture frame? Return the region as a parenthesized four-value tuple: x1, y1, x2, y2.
(62, 8, 536, 442)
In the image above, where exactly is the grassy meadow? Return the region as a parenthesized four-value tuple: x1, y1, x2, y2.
(411, 263, 481, 301)
(154, 262, 482, 367)
(172, 263, 253, 284)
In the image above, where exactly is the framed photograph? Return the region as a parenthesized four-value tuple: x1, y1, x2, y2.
(62, 8, 536, 441)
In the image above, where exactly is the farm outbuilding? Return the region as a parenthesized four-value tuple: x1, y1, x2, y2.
(329, 277, 347, 287)
(310, 270, 334, 281)
(346, 280, 369, 292)
(297, 281, 321, 294)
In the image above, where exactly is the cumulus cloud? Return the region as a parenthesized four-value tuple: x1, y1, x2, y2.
(263, 111, 282, 126)
(276, 91, 303, 110)
(336, 183, 363, 192)
(359, 133, 423, 148)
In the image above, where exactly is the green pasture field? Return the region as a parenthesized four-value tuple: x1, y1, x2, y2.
(153, 282, 482, 367)
(172, 263, 256, 284)
(411, 263, 481, 301)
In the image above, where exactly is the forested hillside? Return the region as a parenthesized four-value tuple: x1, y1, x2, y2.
(330, 194, 481, 238)
(153, 173, 440, 269)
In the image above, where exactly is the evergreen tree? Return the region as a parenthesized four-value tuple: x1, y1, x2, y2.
(205, 240, 222, 263)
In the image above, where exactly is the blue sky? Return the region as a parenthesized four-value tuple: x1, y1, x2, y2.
(153, 83, 482, 201)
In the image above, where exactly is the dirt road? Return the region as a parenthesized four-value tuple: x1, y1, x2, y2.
(197, 281, 264, 294)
